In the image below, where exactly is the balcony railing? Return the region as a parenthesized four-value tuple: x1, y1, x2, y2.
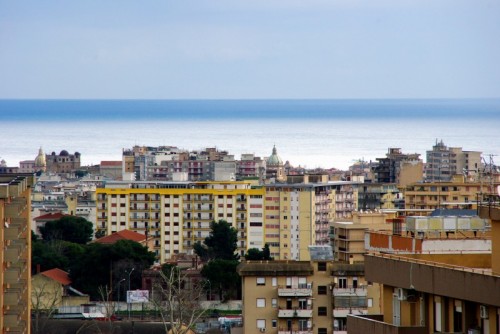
(347, 315, 426, 334)
(278, 330, 312, 334)
(278, 285, 313, 297)
(278, 308, 313, 318)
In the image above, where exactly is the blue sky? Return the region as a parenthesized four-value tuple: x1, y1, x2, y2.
(1, 0, 499, 99)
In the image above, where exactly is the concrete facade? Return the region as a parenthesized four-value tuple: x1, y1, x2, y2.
(1, 174, 34, 334)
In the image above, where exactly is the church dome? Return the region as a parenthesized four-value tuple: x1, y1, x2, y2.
(267, 145, 283, 166)
(60, 150, 69, 156)
(34, 147, 46, 167)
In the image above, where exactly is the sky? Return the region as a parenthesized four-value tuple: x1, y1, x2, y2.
(1, 0, 499, 99)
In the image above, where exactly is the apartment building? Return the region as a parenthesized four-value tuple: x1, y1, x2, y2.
(263, 180, 358, 261)
(238, 260, 334, 334)
(404, 175, 494, 215)
(347, 202, 500, 334)
(357, 183, 403, 211)
(372, 148, 423, 186)
(425, 140, 482, 182)
(1, 174, 34, 334)
(96, 181, 265, 262)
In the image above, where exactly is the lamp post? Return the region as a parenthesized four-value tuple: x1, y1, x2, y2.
(117, 278, 126, 313)
(127, 268, 135, 320)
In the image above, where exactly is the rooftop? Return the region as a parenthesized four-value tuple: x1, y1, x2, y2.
(94, 229, 147, 244)
(40, 268, 72, 286)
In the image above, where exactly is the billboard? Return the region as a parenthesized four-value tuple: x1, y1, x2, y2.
(126, 290, 149, 303)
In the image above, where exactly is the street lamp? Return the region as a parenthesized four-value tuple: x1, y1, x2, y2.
(127, 268, 135, 320)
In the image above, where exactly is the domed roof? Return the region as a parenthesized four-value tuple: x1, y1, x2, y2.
(34, 147, 46, 167)
(60, 150, 69, 156)
(267, 145, 283, 166)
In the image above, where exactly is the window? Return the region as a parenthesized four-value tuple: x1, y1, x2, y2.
(318, 306, 327, 316)
(367, 298, 373, 308)
(257, 298, 266, 308)
(318, 286, 327, 295)
(298, 319, 308, 330)
(338, 277, 347, 289)
(272, 319, 277, 328)
(256, 277, 265, 286)
(318, 328, 327, 334)
(318, 262, 327, 271)
(257, 319, 266, 330)
(272, 298, 277, 308)
(272, 277, 277, 287)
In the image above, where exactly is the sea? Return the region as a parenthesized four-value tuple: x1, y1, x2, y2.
(1, 99, 499, 171)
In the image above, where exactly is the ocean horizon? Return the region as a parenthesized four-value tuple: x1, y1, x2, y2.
(1, 98, 500, 120)
(1, 99, 499, 170)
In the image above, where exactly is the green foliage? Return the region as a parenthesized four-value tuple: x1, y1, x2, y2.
(32, 235, 155, 300)
(39, 216, 93, 244)
(244, 244, 273, 261)
(194, 220, 238, 261)
(201, 259, 240, 301)
(69, 240, 156, 299)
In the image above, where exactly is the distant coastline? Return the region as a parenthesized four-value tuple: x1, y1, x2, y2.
(1, 98, 499, 121)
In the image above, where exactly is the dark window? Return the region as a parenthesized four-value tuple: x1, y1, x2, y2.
(318, 286, 327, 295)
(318, 328, 327, 334)
(318, 306, 327, 316)
(317, 262, 327, 271)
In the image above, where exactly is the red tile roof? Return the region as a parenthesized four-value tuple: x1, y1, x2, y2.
(100, 161, 122, 167)
(41, 268, 71, 285)
(94, 229, 147, 244)
(34, 212, 68, 221)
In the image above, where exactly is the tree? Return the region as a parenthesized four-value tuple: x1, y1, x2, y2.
(31, 239, 85, 274)
(152, 265, 207, 334)
(244, 244, 273, 261)
(40, 216, 93, 244)
(201, 259, 240, 301)
(69, 240, 155, 300)
(194, 220, 238, 261)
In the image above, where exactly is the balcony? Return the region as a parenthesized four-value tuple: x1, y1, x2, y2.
(333, 286, 367, 297)
(278, 285, 313, 297)
(278, 308, 313, 318)
(278, 330, 312, 334)
(347, 315, 426, 334)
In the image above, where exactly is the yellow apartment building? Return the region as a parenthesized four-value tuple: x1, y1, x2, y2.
(1, 174, 34, 334)
(96, 181, 265, 262)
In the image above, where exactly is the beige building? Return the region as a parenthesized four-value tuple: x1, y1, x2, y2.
(238, 260, 334, 334)
(347, 199, 500, 334)
(45, 150, 81, 174)
(1, 174, 34, 334)
(31, 268, 88, 310)
(263, 181, 358, 261)
(404, 175, 495, 215)
(425, 140, 482, 182)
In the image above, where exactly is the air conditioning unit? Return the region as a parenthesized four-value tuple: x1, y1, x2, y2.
(259, 328, 266, 332)
(396, 288, 407, 301)
(480, 305, 488, 319)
